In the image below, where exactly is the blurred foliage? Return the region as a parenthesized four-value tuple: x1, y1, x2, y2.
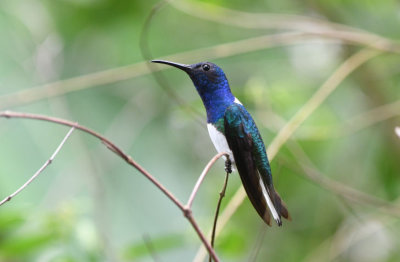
(0, 0, 400, 261)
(123, 233, 186, 260)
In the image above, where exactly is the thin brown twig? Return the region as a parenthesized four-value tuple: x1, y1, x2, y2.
(193, 190, 246, 262)
(0, 111, 185, 209)
(186, 215, 219, 261)
(0, 111, 220, 262)
(0, 127, 75, 206)
(186, 152, 228, 209)
(209, 169, 230, 262)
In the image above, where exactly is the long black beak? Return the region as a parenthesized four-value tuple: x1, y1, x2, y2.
(151, 60, 191, 72)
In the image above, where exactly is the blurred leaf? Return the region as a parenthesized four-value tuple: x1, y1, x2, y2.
(0, 232, 55, 257)
(217, 230, 247, 256)
(0, 212, 25, 237)
(123, 233, 185, 260)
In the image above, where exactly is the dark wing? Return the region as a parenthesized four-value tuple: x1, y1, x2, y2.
(224, 104, 290, 226)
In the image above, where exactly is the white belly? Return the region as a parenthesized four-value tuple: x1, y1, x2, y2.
(207, 124, 235, 168)
(206, 98, 242, 168)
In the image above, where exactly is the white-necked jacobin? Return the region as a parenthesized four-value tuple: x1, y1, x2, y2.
(152, 60, 290, 226)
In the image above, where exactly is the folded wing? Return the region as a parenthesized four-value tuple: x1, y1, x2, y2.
(224, 104, 290, 226)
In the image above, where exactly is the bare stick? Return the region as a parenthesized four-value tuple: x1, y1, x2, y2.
(0, 111, 220, 261)
(0, 112, 221, 261)
(0, 111, 185, 211)
(0, 127, 75, 206)
(184, 211, 219, 261)
(209, 163, 231, 262)
(186, 152, 228, 209)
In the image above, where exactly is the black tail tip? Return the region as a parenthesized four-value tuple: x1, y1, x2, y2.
(273, 191, 291, 224)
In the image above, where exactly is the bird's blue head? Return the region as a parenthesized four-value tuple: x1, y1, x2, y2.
(152, 60, 235, 123)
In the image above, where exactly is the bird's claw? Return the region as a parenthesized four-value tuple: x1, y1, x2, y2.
(225, 158, 232, 174)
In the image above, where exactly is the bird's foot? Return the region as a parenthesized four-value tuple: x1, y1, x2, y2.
(225, 158, 232, 174)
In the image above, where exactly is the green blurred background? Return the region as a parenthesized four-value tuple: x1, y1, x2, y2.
(1, 0, 400, 261)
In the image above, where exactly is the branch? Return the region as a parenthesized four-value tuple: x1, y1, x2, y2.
(0, 127, 75, 206)
(0, 110, 185, 209)
(186, 152, 228, 209)
(209, 166, 231, 262)
(0, 111, 220, 262)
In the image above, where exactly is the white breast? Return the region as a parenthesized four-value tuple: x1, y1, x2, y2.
(207, 124, 235, 167)
(206, 98, 243, 167)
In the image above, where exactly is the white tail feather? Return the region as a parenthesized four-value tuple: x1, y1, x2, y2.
(259, 176, 280, 224)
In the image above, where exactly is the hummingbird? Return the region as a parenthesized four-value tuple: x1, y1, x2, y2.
(152, 60, 290, 226)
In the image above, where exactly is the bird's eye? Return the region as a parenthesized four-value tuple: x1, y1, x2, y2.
(202, 64, 210, 71)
